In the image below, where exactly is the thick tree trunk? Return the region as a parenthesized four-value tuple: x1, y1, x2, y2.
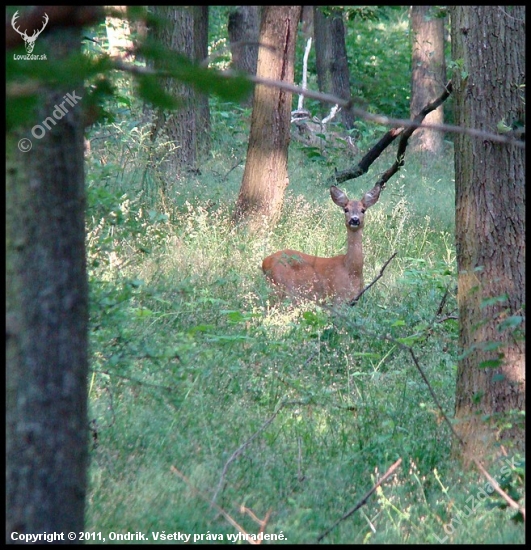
(6, 28, 89, 538)
(314, 6, 355, 130)
(451, 6, 525, 462)
(228, 6, 260, 76)
(410, 6, 446, 155)
(233, 5, 302, 228)
(228, 6, 260, 106)
(194, 5, 211, 158)
(150, 6, 210, 178)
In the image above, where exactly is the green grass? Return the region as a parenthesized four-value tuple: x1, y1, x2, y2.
(84, 120, 524, 544)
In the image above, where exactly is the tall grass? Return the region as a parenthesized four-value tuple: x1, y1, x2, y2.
(84, 120, 523, 543)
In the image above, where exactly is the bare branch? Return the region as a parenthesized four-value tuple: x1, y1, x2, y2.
(372, 82, 454, 188)
(8, 24, 523, 150)
(329, 309, 465, 450)
(406, 347, 464, 446)
(85, 61, 527, 150)
(228, 72, 524, 148)
(336, 83, 453, 184)
(435, 287, 450, 318)
(349, 252, 397, 306)
(211, 405, 284, 504)
(473, 460, 525, 521)
(316, 458, 403, 542)
(322, 104, 341, 125)
(297, 36, 312, 110)
(240, 505, 272, 530)
(335, 128, 403, 183)
(170, 466, 261, 545)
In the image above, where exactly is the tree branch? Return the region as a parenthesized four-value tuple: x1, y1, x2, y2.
(335, 127, 403, 183)
(335, 81, 453, 185)
(211, 405, 284, 504)
(349, 252, 397, 306)
(316, 458, 403, 542)
(6, 12, 524, 149)
(370, 82, 454, 189)
(229, 72, 524, 148)
(170, 466, 264, 545)
(473, 460, 525, 521)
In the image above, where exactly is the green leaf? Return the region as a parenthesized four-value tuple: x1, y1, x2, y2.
(480, 294, 508, 309)
(188, 324, 214, 335)
(301, 310, 327, 327)
(352, 352, 381, 359)
(481, 341, 503, 351)
(497, 315, 524, 331)
(472, 391, 485, 404)
(206, 334, 255, 344)
(396, 335, 421, 346)
(222, 310, 255, 324)
(6, 94, 39, 131)
(133, 307, 153, 318)
(511, 511, 525, 524)
(138, 41, 253, 102)
(136, 74, 180, 110)
(479, 359, 503, 369)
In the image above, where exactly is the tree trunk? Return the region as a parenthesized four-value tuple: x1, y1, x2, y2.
(228, 6, 260, 76)
(410, 6, 446, 155)
(150, 6, 210, 179)
(6, 28, 89, 538)
(233, 5, 302, 228)
(194, 5, 211, 158)
(300, 5, 314, 39)
(451, 6, 525, 462)
(228, 6, 260, 106)
(314, 6, 355, 129)
(105, 5, 133, 59)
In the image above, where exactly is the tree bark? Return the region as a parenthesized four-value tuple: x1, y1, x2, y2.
(300, 5, 314, 39)
(314, 6, 355, 130)
(6, 28, 89, 539)
(228, 6, 260, 106)
(410, 6, 446, 155)
(228, 6, 260, 76)
(233, 5, 302, 228)
(149, 6, 210, 178)
(451, 6, 525, 462)
(193, 6, 211, 158)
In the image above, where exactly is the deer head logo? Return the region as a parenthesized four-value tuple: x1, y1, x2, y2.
(11, 10, 49, 54)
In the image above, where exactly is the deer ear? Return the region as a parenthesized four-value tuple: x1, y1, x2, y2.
(361, 184, 382, 209)
(330, 186, 349, 208)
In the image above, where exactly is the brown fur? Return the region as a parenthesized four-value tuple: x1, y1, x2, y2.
(262, 184, 382, 305)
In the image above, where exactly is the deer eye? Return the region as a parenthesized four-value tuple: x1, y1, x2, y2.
(344, 208, 349, 213)
(361, 209, 366, 214)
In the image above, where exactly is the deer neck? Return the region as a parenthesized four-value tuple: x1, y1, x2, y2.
(344, 228, 364, 280)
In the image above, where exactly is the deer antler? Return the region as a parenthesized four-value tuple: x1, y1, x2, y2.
(11, 10, 49, 53)
(11, 11, 23, 37)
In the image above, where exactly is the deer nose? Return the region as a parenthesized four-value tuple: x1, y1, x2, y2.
(349, 216, 361, 226)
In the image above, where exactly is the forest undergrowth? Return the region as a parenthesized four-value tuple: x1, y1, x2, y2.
(84, 114, 524, 543)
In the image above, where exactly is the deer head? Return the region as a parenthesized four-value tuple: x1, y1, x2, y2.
(12, 11, 49, 54)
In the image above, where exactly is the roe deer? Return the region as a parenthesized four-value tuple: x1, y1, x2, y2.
(262, 183, 383, 304)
